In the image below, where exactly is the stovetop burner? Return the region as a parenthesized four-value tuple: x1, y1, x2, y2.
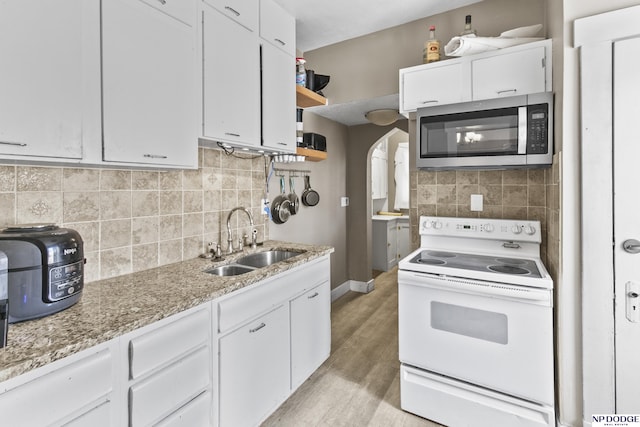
(425, 251, 456, 258)
(488, 265, 531, 275)
(416, 258, 446, 265)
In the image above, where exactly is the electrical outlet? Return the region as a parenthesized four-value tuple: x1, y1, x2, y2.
(341, 197, 350, 207)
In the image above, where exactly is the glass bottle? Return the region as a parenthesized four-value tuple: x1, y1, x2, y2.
(460, 15, 477, 36)
(296, 58, 306, 87)
(423, 26, 440, 64)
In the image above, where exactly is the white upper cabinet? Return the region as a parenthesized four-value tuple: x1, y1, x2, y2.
(202, 1, 261, 149)
(471, 44, 548, 100)
(101, 0, 198, 168)
(400, 39, 552, 114)
(261, 42, 296, 153)
(203, 0, 258, 31)
(0, 0, 99, 161)
(260, 0, 295, 56)
(400, 61, 468, 113)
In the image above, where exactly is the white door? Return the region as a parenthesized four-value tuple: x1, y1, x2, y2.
(613, 35, 640, 412)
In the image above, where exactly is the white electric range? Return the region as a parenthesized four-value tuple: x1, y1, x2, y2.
(398, 216, 556, 427)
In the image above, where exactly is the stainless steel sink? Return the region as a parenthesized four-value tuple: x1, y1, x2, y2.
(206, 264, 256, 276)
(235, 250, 302, 268)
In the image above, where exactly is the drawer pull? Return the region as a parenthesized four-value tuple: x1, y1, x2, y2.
(307, 292, 319, 299)
(497, 89, 517, 95)
(225, 132, 241, 138)
(225, 6, 240, 16)
(0, 141, 27, 147)
(274, 38, 286, 46)
(249, 322, 266, 333)
(143, 153, 168, 159)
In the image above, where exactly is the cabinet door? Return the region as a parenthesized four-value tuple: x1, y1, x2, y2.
(397, 219, 411, 260)
(260, 0, 295, 56)
(0, 0, 86, 160)
(102, 0, 198, 167)
(471, 45, 547, 101)
(219, 305, 290, 427)
(401, 61, 467, 113)
(203, 0, 258, 31)
(290, 282, 331, 390)
(386, 221, 398, 270)
(261, 42, 296, 153)
(202, 5, 261, 149)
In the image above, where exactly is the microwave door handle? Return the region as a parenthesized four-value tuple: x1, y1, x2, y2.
(517, 106, 527, 154)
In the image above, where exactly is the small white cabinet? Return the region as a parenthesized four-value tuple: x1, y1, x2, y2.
(101, 0, 198, 168)
(290, 281, 331, 389)
(219, 304, 291, 427)
(0, 0, 98, 162)
(373, 217, 410, 271)
(202, 0, 261, 149)
(400, 39, 552, 114)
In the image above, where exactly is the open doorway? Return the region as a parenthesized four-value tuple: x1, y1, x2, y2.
(368, 128, 410, 277)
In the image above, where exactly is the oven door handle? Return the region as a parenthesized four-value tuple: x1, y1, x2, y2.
(400, 272, 552, 304)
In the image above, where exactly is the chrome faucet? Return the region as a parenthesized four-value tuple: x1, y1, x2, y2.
(226, 207, 257, 253)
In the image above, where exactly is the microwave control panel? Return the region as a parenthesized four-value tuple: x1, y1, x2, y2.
(526, 103, 549, 154)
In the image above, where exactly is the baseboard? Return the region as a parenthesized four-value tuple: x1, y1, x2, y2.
(350, 279, 375, 294)
(331, 281, 351, 302)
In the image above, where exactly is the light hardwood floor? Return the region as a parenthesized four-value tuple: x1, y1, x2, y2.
(262, 268, 443, 427)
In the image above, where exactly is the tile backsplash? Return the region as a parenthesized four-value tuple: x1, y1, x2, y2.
(0, 148, 270, 283)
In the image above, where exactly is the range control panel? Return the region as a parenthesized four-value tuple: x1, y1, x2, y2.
(47, 260, 84, 302)
(419, 216, 542, 243)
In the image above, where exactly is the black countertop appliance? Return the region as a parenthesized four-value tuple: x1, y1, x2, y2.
(0, 224, 84, 323)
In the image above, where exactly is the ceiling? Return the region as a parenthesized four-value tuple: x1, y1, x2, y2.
(272, 0, 483, 126)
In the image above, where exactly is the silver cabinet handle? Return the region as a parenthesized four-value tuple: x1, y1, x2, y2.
(225, 6, 240, 16)
(497, 89, 518, 95)
(421, 100, 438, 105)
(308, 292, 319, 299)
(143, 154, 168, 159)
(623, 239, 640, 254)
(0, 141, 27, 147)
(277, 142, 287, 146)
(249, 322, 266, 333)
(274, 38, 286, 46)
(225, 132, 240, 137)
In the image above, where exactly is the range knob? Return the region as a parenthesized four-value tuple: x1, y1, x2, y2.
(524, 225, 536, 235)
(423, 219, 432, 229)
(433, 221, 443, 230)
(511, 225, 522, 235)
(484, 223, 494, 232)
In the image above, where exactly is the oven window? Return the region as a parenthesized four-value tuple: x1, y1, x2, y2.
(420, 107, 519, 158)
(430, 301, 508, 345)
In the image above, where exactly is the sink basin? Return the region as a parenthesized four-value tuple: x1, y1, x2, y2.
(235, 250, 302, 268)
(206, 264, 255, 276)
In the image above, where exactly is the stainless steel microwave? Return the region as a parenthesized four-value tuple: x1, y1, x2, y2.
(416, 92, 553, 170)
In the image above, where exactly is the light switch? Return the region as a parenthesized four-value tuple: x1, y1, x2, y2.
(341, 197, 350, 207)
(470, 194, 483, 211)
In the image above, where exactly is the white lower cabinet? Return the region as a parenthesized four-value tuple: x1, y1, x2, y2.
(0, 341, 118, 427)
(373, 218, 410, 271)
(290, 281, 331, 390)
(219, 304, 290, 427)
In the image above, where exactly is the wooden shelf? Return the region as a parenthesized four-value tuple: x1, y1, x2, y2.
(296, 147, 327, 162)
(296, 85, 327, 108)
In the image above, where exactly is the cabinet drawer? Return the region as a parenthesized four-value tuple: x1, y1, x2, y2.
(260, 0, 295, 56)
(218, 256, 330, 333)
(65, 401, 112, 427)
(156, 391, 212, 427)
(129, 346, 210, 426)
(203, 0, 258, 31)
(0, 348, 113, 426)
(138, 0, 196, 26)
(129, 308, 210, 380)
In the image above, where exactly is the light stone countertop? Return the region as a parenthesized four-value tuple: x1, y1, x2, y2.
(0, 240, 334, 383)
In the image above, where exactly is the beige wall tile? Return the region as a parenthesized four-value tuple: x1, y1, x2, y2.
(528, 185, 546, 207)
(83, 251, 100, 283)
(436, 171, 456, 185)
(64, 168, 99, 191)
(132, 171, 159, 190)
(101, 170, 131, 191)
(159, 239, 182, 265)
(100, 248, 132, 279)
(0, 193, 15, 226)
(17, 192, 63, 224)
(183, 191, 203, 213)
(222, 190, 238, 210)
(436, 185, 456, 204)
(503, 170, 527, 185)
(437, 204, 457, 217)
(183, 169, 202, 190)
(456, 184, 478, 205)
(503, 206, 527, 220)
(65, 221, 99, 253)
(132, 191, 159, 217)
(203, 148, 221, 168)
(17, 167, 62, 191)
(64, 192, 100, 222)
(478, 170, 502, 185)
(456, 170, 479, 185)
(183, 236, 203, 259)
(132, 243, 158, 272)
(183, 213, 203, 237)
(100, 191, 132, 220)
(479, 184, 503, 206)
(203, 169, 222, 191)
(101, 219, 132, 249)
(159, 215, 182, 241)
(503, 185, 527, 206)
(159, 191, 182, 215)
(417, 171, 436, 185)
(159, 171, 182, 190)
(0, 166, 15, 192)
(417, 186, 436, 205)
(132, 217, 159, 245)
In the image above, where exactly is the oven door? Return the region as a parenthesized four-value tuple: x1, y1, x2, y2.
(398, 270, 554, 405)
